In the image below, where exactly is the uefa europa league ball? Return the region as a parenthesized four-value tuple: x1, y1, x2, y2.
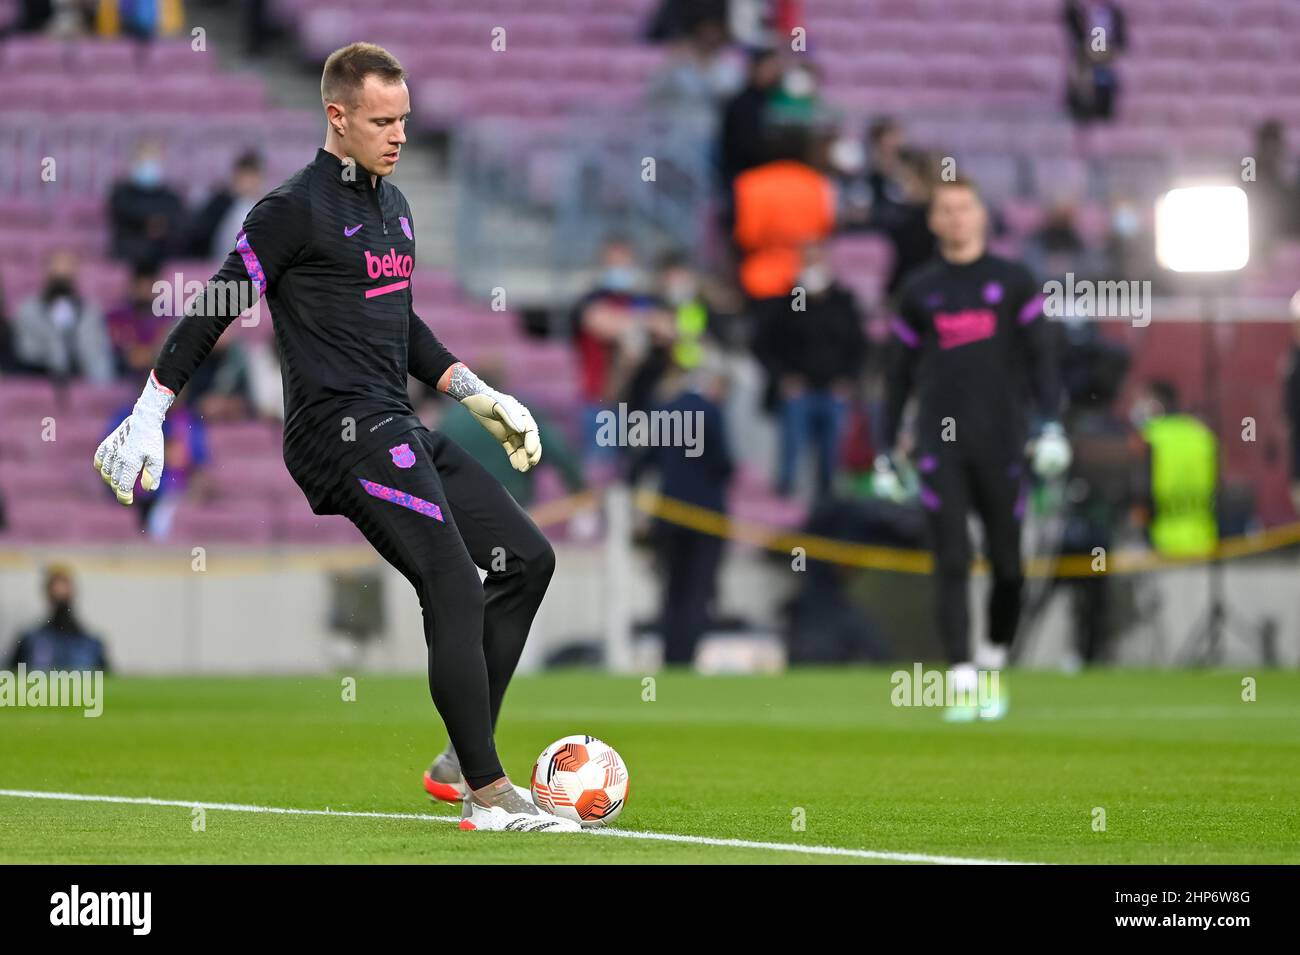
(530, 735, 629, 828)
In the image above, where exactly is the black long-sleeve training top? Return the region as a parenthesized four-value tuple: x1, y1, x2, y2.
(152, 148, 459, 511)
(883, 252, 1059, 458)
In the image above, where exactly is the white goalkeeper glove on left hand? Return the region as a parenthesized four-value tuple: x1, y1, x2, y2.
(445, 364, 542, 472)
(94, 371, 174, 505)
(1030, 421, 1072, 479)
(873, 453, 908, 502)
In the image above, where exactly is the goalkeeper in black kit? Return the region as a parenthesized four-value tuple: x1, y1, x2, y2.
(876, 176, 1071, 720)
(93, 43, 579, 832)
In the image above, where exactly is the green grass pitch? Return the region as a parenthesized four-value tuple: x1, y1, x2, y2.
(1, 669, 1296, 864)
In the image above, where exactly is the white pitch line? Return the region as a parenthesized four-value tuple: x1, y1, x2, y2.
(0, 788, 1037, 865)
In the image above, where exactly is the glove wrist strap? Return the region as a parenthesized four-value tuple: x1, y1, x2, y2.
(137, 370, 175, 422)
(445, 363, 493, 402)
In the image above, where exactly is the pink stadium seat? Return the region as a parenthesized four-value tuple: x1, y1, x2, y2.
(277, 505, 368, 545)
(168, 502, 277, 544)
(0, 35, 69, 72)
(3, 501, 140, 543)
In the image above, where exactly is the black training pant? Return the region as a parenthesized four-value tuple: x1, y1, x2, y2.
(916, 447, 1025, 663)
(324, 427, 555, 789)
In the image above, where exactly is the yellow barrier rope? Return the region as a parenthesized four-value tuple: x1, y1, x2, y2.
(631, 490, 1300, 578)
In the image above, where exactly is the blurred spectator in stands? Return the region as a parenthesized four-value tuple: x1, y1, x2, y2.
(733, 121, 836, 300)
(646, 10, 735, 141)
(1102, 193, 1165, 290)
(5, 565, 109, 673)
(0, 273, 20, 373)
(645, 0, 726, 43)
(728, 0, 805, 48)
(865, 117, 908, 221)
(109, 138, 186, 269)
(621, 250, 727, 417)
(882, 148, 938, 297)
(242, 0, 271, 56)
(12, 249, 113, 383)
(629, 354, 735, 666)
(1247, 120, 1300, 257)
(765, 59, 824, 127)
(7, 0, 55, 34)
(1024, 199, 1101, 282)
(105, 396, 212, 537)
(719, 48, 783, 188)
(188, 151, 265, 259)
(835, 116, 913, 233)
(186, 333, 253, 423)
(571, 236, 663, 471)
(106, 261, 171, 379)
(94, 0, 185, 38)
(15, 0, 93, 35)
(753, 243, 867, 497)
(1063, 0, 1127, 124)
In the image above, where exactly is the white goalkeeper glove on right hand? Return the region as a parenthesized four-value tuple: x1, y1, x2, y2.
(94, 371, 174, 505)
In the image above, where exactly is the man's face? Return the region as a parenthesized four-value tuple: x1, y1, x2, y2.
(332, 77, 410, 178)
(233, 167, 263, 198)
(131, 276, 155, 304)
(47, 250, 77, 283)
(873, 125, 902, 161)
(929, 185, 986, 247)
(48, 574, 73, 607)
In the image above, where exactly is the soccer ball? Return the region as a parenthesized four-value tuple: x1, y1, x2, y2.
(530, 735, 629, 828)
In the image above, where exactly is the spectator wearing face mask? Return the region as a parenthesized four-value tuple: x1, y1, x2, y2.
(571, 236, 668, 470)
(5, 566, 110, 674)
(108, 138, 186, 268)
(752, 243, 869, 497)
(619, 251, 723, 418)
(1102, 194, 1165, 290)
(12, 249, 113, 383)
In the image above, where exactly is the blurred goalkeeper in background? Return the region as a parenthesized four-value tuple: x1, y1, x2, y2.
(877, 176, 1071, 720)
(92, 43, 578, 833)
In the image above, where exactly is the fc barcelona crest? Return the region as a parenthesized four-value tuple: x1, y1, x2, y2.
(390, 443, 416, 468)
(399, 216, 413, 240)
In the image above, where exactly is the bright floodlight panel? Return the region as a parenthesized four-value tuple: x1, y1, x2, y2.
(1155, 186, 1250, 272)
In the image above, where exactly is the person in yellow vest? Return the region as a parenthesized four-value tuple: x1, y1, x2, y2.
(1133, 380, 1218, 558)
